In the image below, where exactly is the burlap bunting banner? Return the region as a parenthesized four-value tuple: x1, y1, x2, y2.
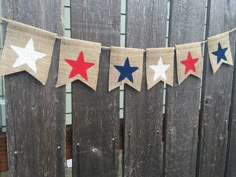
(56, 37, 101, 90)
(109, 47, 144, 91)
(0, 18, 235, 89)
(146, 48, 174, 89)
(176, 42, 203, 84)
(0, 20, 56, 84)
(208, 32, 233, 73)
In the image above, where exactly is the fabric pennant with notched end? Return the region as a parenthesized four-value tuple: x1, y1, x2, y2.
(0, 20, 57, 85)
(56, 37, 101, 90)
(109, 47, 144, 92)
(208, 32, 233, 73)
(176, 42, 203, 84)
(146, 48, 174, 89)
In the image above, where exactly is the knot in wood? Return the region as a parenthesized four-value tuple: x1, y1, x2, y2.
(204, 98, 211, 105)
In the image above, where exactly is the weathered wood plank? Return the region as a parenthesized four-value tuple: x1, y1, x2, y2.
(124, 61, 164, 177)
(72, 50, 120, 177)
(198, 1, 236, 177)
(126, 0, 167, 49)
(124, 0, 168, 177)
(1, 1, 65, 177)
(71, 1, 121, 177)
(226, 43, 236, 177)
(164, 1, 206, 177)
(71, 0, 120, 46)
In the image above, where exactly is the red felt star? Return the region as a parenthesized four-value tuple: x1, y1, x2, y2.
(180, 52, 199, 75)
(65, 51, 95, 80)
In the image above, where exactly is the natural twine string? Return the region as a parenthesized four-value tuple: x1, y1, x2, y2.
(1, 16, 236, 50)
(0, 17, 7, 21)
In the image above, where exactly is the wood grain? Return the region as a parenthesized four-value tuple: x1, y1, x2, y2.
(225, 43, 236, 177)
(72, 50, 120, 177)
(0, 132, 8, 172)
(124, 0, 168, 177)
(2, 1, 65, 177)
(126, 0, 168, 49)
(71, 1, 121, 177)
(71, 0, 120, 46)
(164, 1, 206, 177)
(198, 1, 236, 177)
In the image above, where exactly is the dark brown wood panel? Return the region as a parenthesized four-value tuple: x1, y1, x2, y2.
(124, 0, 168, 177)
(165, 1, 206, 177)
(1, 1, 65, 177)
(0, 132, 8, 172)
(66, 125, 72, 160)
(198, 1, 236, 177)
(71, 1, 120, 177)
(71, 0, 120, 46)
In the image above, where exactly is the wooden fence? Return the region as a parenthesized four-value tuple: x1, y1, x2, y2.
(1, 0, 236, 177)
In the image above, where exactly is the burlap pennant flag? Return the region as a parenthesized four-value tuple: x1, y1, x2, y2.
(208, 32, 233, 73)
(56, 37, 101, 90)
(146, 48, 174, 89)
(0, 20, 56, 84)
(176, 42, 203, 84)
(109, 47, 144, 91)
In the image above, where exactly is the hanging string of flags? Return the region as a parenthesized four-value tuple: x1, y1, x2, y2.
(0, 18, 236, 91)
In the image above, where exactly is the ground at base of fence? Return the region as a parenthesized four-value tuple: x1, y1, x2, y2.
(0, 168, 72, 177)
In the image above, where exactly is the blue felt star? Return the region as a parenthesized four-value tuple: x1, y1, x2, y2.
(114, 57, 138, 83)
(212, 43, 228, 64)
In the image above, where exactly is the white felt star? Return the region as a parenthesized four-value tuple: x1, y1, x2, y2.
(11, 38, 47, 73)
(150, 57, 170, 81)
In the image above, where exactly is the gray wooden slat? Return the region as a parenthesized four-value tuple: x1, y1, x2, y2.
(164, 1, 206, 177)
(226, 43, 236, 177)
(124, 63, 164, 177)
(126, 0, 168, 49)
(124, 0, 168, 177)
(1, 1, 65, 177)
(71, 0, 120, 46)
(72, 50, 120, 177)
(71, 1, 121, 177)
(198, 1, 236, 177)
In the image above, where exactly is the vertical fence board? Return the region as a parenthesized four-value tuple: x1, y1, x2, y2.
(72, 50, 120, 177)
(226, 43, 236, 177)
(124, 1, 168, 177)
(198, 1, 236, 177)
(71, 1, 121, 177)
(126, 0, 168, 49)
(2, 1, 65, 177)
(165, 1, 206, 177)
(71, 0, 120, 46)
